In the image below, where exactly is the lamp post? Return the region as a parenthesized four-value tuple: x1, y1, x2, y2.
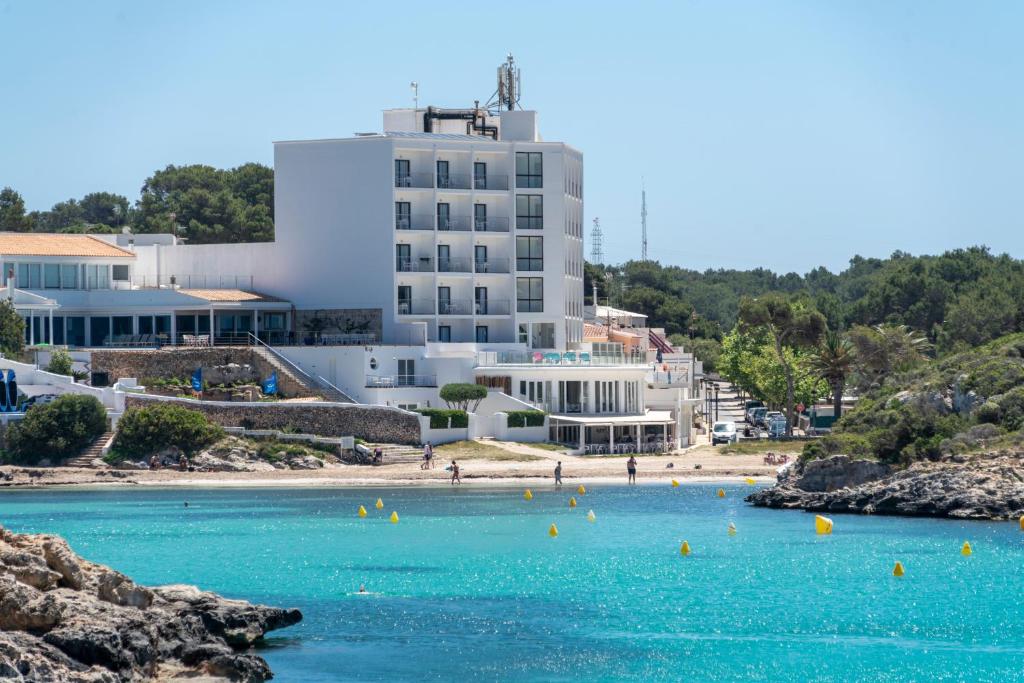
(714, 383, 720, 422)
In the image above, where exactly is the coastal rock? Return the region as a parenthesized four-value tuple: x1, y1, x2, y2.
(748, 452, 1024, 519)
(0, 526, 301, 682)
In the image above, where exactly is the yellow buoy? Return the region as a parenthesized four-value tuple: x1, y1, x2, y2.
(586, 509, 596, 523)
(893, 561, 905, 577)
(671, 479, 679, 488)
(717, 488, 725, 498)
(375, 498, 384, 510)
(1019, 515, 1023, 531)
(569, 497, 577, 508)
(357, 505, 367, 518)
(815, 515, 833, 535)
(961, 541, 972, 556)
(680, 541, 691, 556)
(744, 477, 756, 485)
(728, 522, 737, 536)
(577, 484, 586, 495)
(524, 489, 533, 501)
(549, 523, 559, 538)
(389, 511, 399, 524)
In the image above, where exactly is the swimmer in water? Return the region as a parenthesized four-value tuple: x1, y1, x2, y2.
(184, 501, 189, 508)
(358, 584, 367, 593)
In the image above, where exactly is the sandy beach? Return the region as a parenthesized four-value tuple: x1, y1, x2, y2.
(0, 440, 794, 490)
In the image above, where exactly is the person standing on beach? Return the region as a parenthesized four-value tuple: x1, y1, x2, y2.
(450, 460, 461, 485)
(554, 461, 562, 488)
(421, 442, 433, 470)
(626, 455, 637, 484)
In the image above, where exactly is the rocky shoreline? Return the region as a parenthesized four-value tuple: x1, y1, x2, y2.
(747, 452, 1024, 520)
(0, 525, 301, 681)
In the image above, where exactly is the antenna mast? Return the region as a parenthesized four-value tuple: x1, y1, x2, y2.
(641, 181, 648, 261)
(410, 81, 418, 110)
(485, 54, 522, 113)
(589, 217, 603, 264)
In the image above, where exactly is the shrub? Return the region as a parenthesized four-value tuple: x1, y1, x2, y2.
(995, 387, 1024, 431)
(506, 410, 545, 428)
(111, 403, 223, 458)
(45, 348, 74, 376)
(6, 394, 107, 465)
(415, 408, 469, 429)
(439, 383, 487, 411)
(974, 401, 1001, 425)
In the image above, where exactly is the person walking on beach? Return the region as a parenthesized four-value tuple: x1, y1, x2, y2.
(627, 455, 637, 484)
(450, 460, 461, 485)
(554, 461, 563, 488)
(421, 442, 433, 470)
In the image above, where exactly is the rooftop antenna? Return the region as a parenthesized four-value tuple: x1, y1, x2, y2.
(641, 179, 648, 262)
(410, 81, 418, 110)
(485, 54, 521, 113)
(589, 217, 604, 265)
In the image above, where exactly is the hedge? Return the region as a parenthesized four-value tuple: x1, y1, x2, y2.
(505, 410, 546, 428)
(4, 394, 107, 465)
(415, 408, 469, 429)
(110, 402, 224, 459)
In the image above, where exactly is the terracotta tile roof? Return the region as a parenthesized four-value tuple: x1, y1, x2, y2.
(179, 289, 285, 303)
(0, 233, 134, 258)
(583, 322, 608, 340)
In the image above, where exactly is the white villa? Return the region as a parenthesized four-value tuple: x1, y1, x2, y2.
(4, 71, 702, 452)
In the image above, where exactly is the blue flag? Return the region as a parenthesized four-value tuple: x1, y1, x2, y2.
(191, 368, 202, 392)
(262, 372, 277, 395)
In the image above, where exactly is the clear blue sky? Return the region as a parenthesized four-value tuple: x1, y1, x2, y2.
(2, 1, 1021, 273)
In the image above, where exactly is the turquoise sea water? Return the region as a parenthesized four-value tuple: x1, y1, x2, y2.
(1, 485, 1023, 682)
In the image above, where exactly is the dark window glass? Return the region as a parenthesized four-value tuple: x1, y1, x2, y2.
(516, 277, 543, 313)
(516, 195, 543, 230)
(90, 316, 110, 346)
(395, 202, 411, 229)
(516, 152, 542, 188)
(476, 326, 488, 343)
(439, 325, 451, 343)
(516, 236, 543, 271)
(395, 159, 410, 186)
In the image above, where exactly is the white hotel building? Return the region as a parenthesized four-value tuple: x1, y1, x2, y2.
(5, 94, 698, 451)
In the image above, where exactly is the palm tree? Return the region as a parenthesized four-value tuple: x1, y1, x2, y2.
(808, 331, 855, 419)
(848, 324, 931, 388)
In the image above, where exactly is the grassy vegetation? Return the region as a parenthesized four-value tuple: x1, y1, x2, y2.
(515, 441, 566, 452)
(719, 440, 805, 456)
(434, 440, 542, 462)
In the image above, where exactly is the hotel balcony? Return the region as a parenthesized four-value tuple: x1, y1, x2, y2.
(437, 215, 473, 232)
(474, 174, 510, 191)
(395, 173, 433, 189)
(395, 214, 435, 231)
(437, 299, 474, 315)
(436, 174, 472, 190)
(475, 350, 651, 367)
(397, 298, 436, 315)
(473, 216, 510, 233)
(474, 299, 511, 315)
(437, 299, 511, 316)
(474, 257, 510, 274)
(437, 257, 473, 273)
(396, 257, 434, 273)
(366, 374, 438, 388)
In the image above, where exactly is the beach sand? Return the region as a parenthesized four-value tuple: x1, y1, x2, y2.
(0, 440, 797, 490)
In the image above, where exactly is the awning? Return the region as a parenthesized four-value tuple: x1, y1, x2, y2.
(548, 411, 674, 426)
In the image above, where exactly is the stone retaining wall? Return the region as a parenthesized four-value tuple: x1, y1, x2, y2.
(124, 394, 421, 445)
(91, 348, 315, 399)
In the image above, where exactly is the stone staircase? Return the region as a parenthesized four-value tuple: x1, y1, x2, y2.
(249, 345, 355, 403)
(63, 431, 114, 469)
(352, 442, 424, 465)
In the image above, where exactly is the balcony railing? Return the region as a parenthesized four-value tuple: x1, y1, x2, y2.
(437, 215, 473, 232)
(396, 258, 434, 273)
(397, 298, 436, 315)
(474, 216, 510, 233)
(474, 174, 510, 191)
(128, 274, 255, 290)
(437, 299, 474, 315)
(395, 214, 435, 231)
(474, 299, 510, 315)
(475, 257, 510, 274)
(437, 257, 472, 273)
(366, 374, 438, 388)
(395, 173, 434, 189)
(475, 351, 651, 366)
(436, 174, 472, 190)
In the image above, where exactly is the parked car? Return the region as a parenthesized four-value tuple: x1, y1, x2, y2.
(767, 415, 788, 438)
(711, 421, 738, 445)
(759, 410, 784, 429)
(743, 400, 764, 414)
(747, 407, 768, 425)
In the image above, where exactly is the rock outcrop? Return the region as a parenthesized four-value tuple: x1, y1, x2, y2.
(0, 526, 301, 681)
(747, 453, 1024, 519)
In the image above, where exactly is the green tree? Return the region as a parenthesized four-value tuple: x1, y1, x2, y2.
(738, 295, 826, 434)
(807, 331, 855, 419)
(0, 299, 25, 357)
(111, 403, 224, 458)
(0, 187, 32, 231)
(45, 348, 74, 376)
(5, 394, 108, 464)
(439, 383, 488, 411)
(848, 324, 930, 390)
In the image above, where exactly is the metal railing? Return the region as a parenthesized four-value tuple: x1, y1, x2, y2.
(437, 215, 473, 232)
(437, 257, 472, 273)
(436, 174, 471, 190)
(474, 257, 510, 274)
(474, 299, 510, 315)
(397, 298, 436, 315)
(437, 299, 473, 315)
(395, 214, 435, 231)
(474, 216, 510, 232)
(366, 374, 438, 388)
(128, 274, 255, 290)
(474, 175, 509, 191)
(475, 351, 651, 366)
(395, 173, 434, 189)
(397, 258, 434, 272)
(246, 333, 356, 403)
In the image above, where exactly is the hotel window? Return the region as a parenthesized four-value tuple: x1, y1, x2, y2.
(516, 277, 543, 313)
(395, 202, 411, 229)
(61, 264, 77, 289)
(475, 325, 488, 343)
(438, 325, 451, 343)
(86, 264, 108, 289)
(436, 160, 450, 189)
(516, 236, 543, 271)
(112, 265, 130, 282)
(473, 162, 487, 189)
(518, 324, 528, 344)
(516, 152, 542, 188)
(44, 264, 60, 289)
(395, 159, 410, 187)
(18, 263, 42, 289)
(516, 195, 543, 230)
